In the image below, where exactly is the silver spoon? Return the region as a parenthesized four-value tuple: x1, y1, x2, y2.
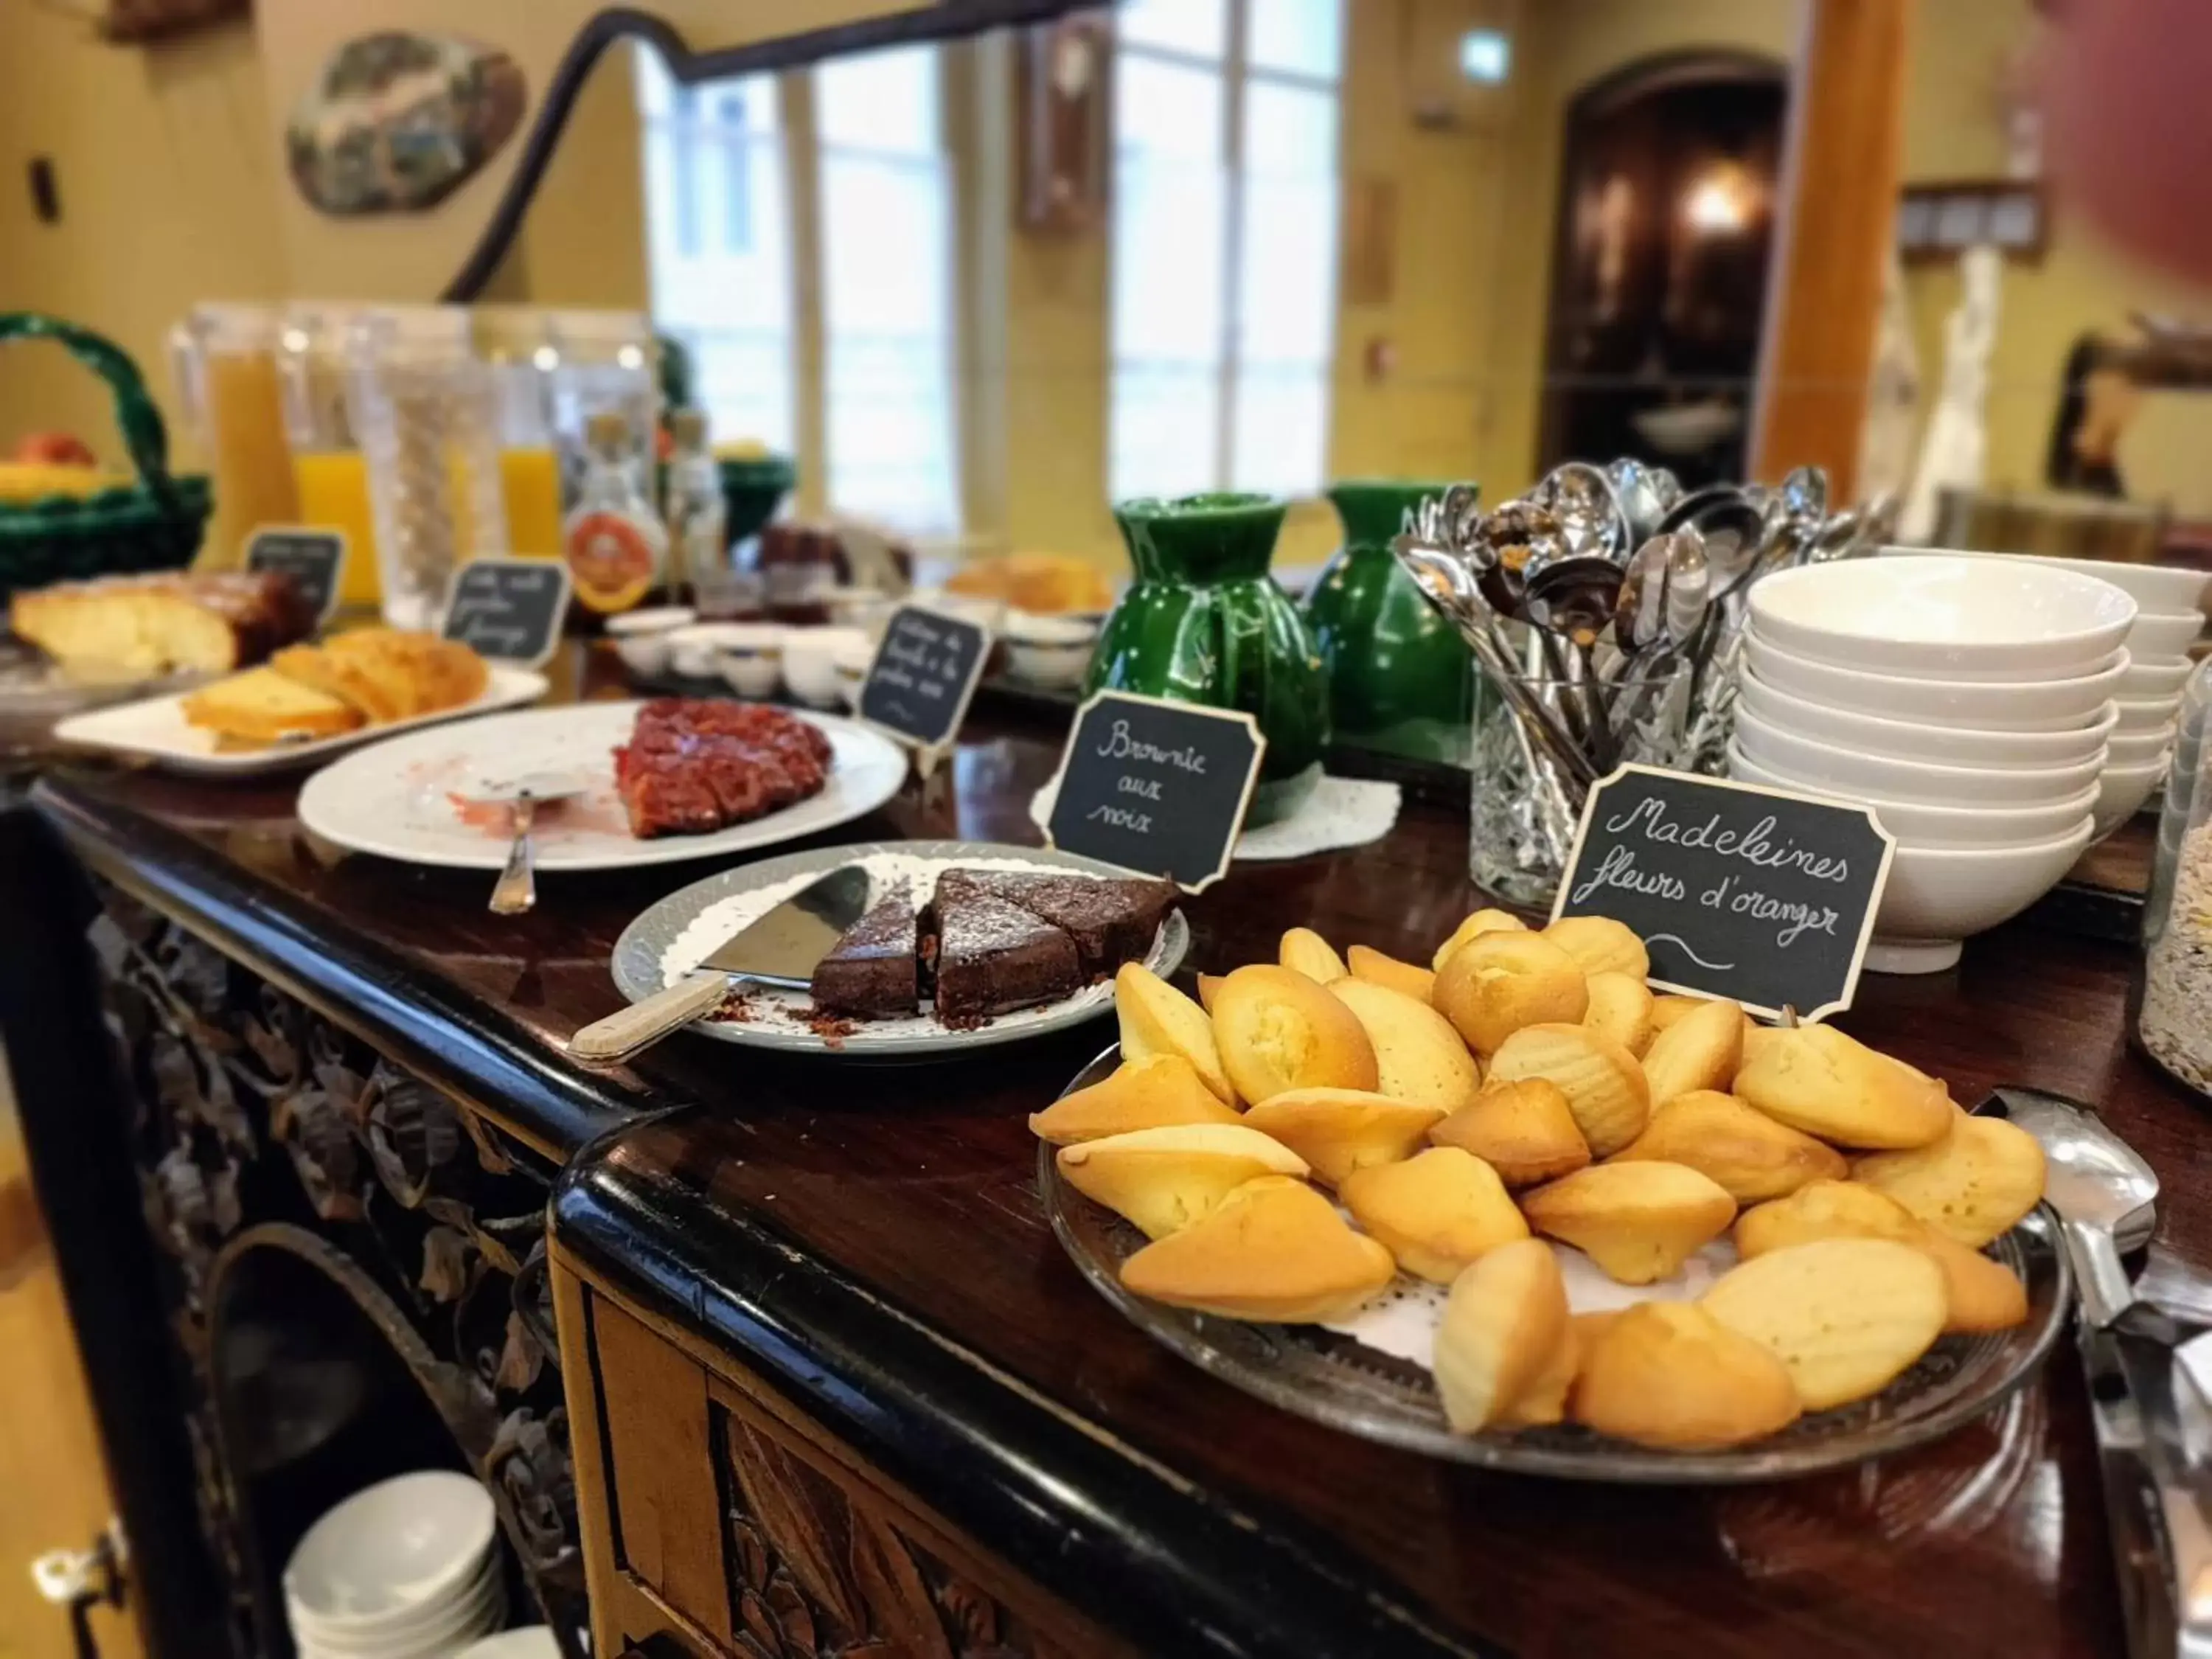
(1992, 1085, 2159, 1327)
(1533, 462, 1628, 565)
(1607, 458, 1669, 545)
(465, 768, 589, 916)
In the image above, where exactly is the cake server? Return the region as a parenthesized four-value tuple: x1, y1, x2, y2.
(569, 864, 874, 1063)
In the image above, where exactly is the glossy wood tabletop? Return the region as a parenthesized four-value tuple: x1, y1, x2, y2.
(33, 641, 2211, 1658)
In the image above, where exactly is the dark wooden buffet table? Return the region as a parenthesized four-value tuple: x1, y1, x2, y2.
(7, 644, 2205, 1659)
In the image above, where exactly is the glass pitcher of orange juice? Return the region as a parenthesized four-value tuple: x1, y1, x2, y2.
(473, 309, 565, 559)
(168, 302, 302, 568)
(277, 305, 381, 609)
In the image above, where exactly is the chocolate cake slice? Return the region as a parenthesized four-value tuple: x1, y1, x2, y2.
(939, 869, 1178, 977)
(810, 894, 919, 1018)
(928, 887, 1082, 1025)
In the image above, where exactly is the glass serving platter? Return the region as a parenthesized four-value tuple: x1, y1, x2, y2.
(1040, 1046, 2072, 1484)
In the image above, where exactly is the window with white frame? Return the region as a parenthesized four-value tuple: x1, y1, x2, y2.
(1109, 0, 1344, 503)
(636, 46, 960, 535)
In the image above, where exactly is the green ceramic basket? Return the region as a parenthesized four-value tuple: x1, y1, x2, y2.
(0, 312, 212, 603)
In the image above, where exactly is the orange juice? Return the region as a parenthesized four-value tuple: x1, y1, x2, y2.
(201, 348, 300, 568)
(500, 445, 563, 557)
(291, 449, 380, 606)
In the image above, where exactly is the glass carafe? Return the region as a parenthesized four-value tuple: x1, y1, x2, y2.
(346, 307, 506, 630)
(169, 302, 302, 568)
(2139, 659, 2212, 1095)
(277, 305, 380, 608)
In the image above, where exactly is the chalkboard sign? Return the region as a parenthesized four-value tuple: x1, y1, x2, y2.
(439, 557, 571, 667)
(1045, 690, 1267, 892)
(1551, 765, 1896, 1022)
(856, 603, 992, 752)
(246, 527, 347, 625)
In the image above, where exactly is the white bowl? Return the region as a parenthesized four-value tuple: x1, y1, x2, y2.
(832, 637, 874, 710)
(293, 1565, 502, 1654)
(2120, 658, 2195, 699)
(1749, 554, 2137, 681)
(2114, 694, 2180, 732)
(2095, 756, 2171, 838)
(1742, 635, 2128, 731)
(1727, 745, 2100, 847)
(706, 624, 786, 700)
(1006, 639, 1095, 689)
(2127, 610, 2205, 662)
(605, 606, 696, 677)
(1004, 608, 1100, 645)
(2108, 728, 2176, 767)
(1734, 703, 2104, 805)
(782, 626, 869, 708)
(283, 1472, 495, 1630)
(1736, 674, 2117, 768)
(1891, 546, 2211, 613)
(1864, 821, 2095, 975)
(455, 1631, 560, 1659)
(665, 622, 771, 680)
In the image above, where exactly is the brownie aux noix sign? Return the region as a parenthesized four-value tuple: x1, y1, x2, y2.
(1550, 765, 1896, 1022)
(246, 526, 348, 626)
(439, 557, 570, 667)
(856, 603, 992, 756)
(1045, 690, 1267, 892)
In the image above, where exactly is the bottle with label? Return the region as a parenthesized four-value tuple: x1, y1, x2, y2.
(662, 407, 728, 608)
(562, 411, 666, 615)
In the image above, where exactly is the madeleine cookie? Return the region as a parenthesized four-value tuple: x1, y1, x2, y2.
(1340, 1147, 1528, 1282)
(1429, 1079, 1591, 1188)
(1571, 1301, 1801, 1450)
(1210, 964, 1380, 1103)
(1431, 908, 1528, 970)
(1613, 1090, 1846, 1202)
(1432, 1238, 1569, 1434)
(1346, 943, 1436, 1004)
(1433, 932, 1590, 1056)
(1057, 1124, 1309, 1239)
(1121, 1175, 1396, 1322)
(1733, 1180, 2025, 1334)
(1851, 1113, 2047, 1247)
(1328, 977, 1482, 1110)
(1638, 998, 1745, 1107)
(1029, 1054, 1245, 1144)
(1701, 1239, 1947, 1411)
(1583, 971, 1657, 1057)
(1116, 963, 1234, 1103)
(1520, 1161, 1736, 1284)
(1542, 915, 1650, 979)
(1733, 1023, 1952, 1150)
(1496, 1318, 1579, 1430)
(1242, 1088, 1446, 1187)
(1484, 1022, 1650, 1156)
(1280, 927, 1349, 984)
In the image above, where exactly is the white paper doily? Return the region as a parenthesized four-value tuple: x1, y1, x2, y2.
(1029, 772, 1402, 863)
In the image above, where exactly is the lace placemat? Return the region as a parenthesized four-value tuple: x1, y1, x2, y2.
(1029, 772, 1402, 863)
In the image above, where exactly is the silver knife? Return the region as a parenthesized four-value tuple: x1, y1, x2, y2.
(569, 865, 874, 1063)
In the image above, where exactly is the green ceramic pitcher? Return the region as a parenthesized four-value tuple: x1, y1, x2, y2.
(1304, 479, 1475, 765)
(1084, 493, 1328, 825)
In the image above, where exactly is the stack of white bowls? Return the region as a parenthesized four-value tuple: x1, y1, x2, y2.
(1734, 553, 2137, 974)
(285, 1472, 504, 1659)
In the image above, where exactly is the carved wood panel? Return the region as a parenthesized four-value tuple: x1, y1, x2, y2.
(85, 882, 585, 1653)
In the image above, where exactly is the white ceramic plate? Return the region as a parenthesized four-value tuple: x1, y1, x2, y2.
(50, 663, 549, 776)
(297, 701, 907, 872)
(608, 839, 1189, 1057)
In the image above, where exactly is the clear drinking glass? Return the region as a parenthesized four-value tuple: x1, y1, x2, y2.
(2138, 658, 2212, 1096)
(347, 308, 507, 630)
(1468, 655, 1694, 909)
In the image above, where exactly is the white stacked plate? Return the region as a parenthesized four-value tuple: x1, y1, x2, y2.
(284, 1472, 504, 1659)
(1736, 553, 2138, 974)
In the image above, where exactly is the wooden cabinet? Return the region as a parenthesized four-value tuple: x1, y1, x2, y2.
(553, 1245, 1121, 1659)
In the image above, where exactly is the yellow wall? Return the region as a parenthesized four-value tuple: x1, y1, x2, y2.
(0, 10, 282, 463)
(1897, 0, 2212, 507)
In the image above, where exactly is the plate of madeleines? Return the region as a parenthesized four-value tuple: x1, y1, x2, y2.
(1031, 911, 2068, 1481)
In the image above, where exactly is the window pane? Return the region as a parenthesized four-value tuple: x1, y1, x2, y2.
(817, 44, 938, 153)
(1242, 76, 1337, 177)
(1230, 365, 1326, 497)
(1116, 53, 1223, 163)
(1113, 363, 1220, 501)
(1248, 0, 1343, 80)
(1119, 0, 1227, 60)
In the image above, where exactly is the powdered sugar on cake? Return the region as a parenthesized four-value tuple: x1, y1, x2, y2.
(661, 852, 1150, 1042)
